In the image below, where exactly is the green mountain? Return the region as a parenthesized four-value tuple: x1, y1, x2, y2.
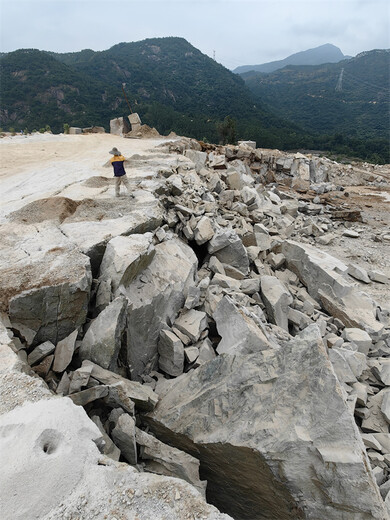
(243, 49, 390, 143)
(0, 38, 310, 149)
(234, 44, 347, 74)
(0, 38, 388, 163)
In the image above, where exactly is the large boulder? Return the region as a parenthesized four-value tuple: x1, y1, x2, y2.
(0, 222, 92, 346)
(98, 233, 155, 305)
(208, 229, 249, 275)
(145, 327, 386, 520)
(79, 296, 127, 372)
(281, 240, 384, 338)
(0, 396, 232, 520)
(121, 237, 198, 380)
(60, 204, 163, 274)
(110, 116, 131, 135)
(213, 295, 271, 355)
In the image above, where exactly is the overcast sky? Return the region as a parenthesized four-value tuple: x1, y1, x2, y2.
(1, 0, 389, 69)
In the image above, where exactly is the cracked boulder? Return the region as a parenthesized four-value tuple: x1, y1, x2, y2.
(145, 327, 386, 520)
(0, 222, 92, 346)
(208, 229, 249, 275)
(260, 275, 293, 331)
(98, 233, 155, 304)
(213, 295, 271, 355)
(122, 237, 197, 380)
(79, 296, 127, 372)
(281, 240, 384, 339)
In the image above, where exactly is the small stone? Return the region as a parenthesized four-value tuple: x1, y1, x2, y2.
(368, 270, 388, 284)
(27, 341, 55, 366)
(342, 230, 360, 238)
(347, 264, 371, 284)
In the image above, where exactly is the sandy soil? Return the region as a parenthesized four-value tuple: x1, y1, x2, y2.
(0, 133, 168, 220)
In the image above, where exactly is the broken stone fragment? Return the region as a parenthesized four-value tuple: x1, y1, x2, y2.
(7, 250, 92, 346)
(372, 359, 390, 386)
(69, 364, 93, 394)
(174, 309, 208, 343)
(368, 269, 389, 284)
(158, 329, 185, 377)
(79, 296, 127, 372)
(281, 240, 384, 339)
(194, 216, 214, 245)
(111, 413, 137, 465)
(328, 348, 366, 384)
(267, 252, 286, 269)
(32, 354, 54, 379)
(53, 329, 78, 373)
(68, 384, 109, 407)
(195, 338, 216, 367)
(342, 328, 372, 355)
(184, 346, 199, 364)
(135, 427, 206, 497)
(361, 389, 389, 433)
(103, 381, 135, 415)
(208, 229, 249, 275)
(381, 390, 390, 424)
(347, 263, 371, 284)
(260, 275, 293, 331)
(27, 341, 56, 366)
(213, 295, 270, 355)
(90, 415, 121, 461)
(184, 285, 201, 310)
(56, 371, 71, 395)
(82, 360, 158, 411)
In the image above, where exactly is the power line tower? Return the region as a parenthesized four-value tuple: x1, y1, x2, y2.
(335, 68, 344, 92)
(213, 50, 216, 61)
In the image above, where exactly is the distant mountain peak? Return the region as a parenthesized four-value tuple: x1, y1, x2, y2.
(234, 44, 346, 75)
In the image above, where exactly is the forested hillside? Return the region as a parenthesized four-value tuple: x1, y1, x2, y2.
(1, 39, 389, 162)
(244, 50, 390, 142)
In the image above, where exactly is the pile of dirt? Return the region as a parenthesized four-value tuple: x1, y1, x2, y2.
(8, 197, 80, 224)
(125, 125, 161, 139)
(81, 176, 113, 188)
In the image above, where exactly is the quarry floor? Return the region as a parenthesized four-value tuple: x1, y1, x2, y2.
(1, 132, 389, 308)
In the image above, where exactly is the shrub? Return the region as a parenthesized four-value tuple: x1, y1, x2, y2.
(63, 123, 70, 134)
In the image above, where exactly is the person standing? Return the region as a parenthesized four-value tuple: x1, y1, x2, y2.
(109, 147, 131, 197)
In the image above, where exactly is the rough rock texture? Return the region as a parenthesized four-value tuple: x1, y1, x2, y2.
(0, 344, 52, 415)
(122, 237, 197, 380)
(260, 275, 293, 331)
(0, 396, 232, 520)
(281, 240, 384, 338)
(145, 328, 386, 520)
(98, 233, 155, 297)
(79, 296, 127, 371)
(82, 360, 159, 411)
(213, 295, 270, 355)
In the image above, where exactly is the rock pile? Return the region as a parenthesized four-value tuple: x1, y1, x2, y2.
(0, 136, 389, 519)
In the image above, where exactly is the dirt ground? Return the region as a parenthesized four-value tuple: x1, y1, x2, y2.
(0, 132, 168, 219)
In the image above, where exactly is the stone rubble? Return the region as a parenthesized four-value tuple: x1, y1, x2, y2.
(0, 135, 389, 519)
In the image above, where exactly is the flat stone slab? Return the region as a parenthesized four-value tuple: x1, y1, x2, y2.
(146, 327, 386, 520)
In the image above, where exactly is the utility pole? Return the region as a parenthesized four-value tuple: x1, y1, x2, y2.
(335, 68, 344, 92)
